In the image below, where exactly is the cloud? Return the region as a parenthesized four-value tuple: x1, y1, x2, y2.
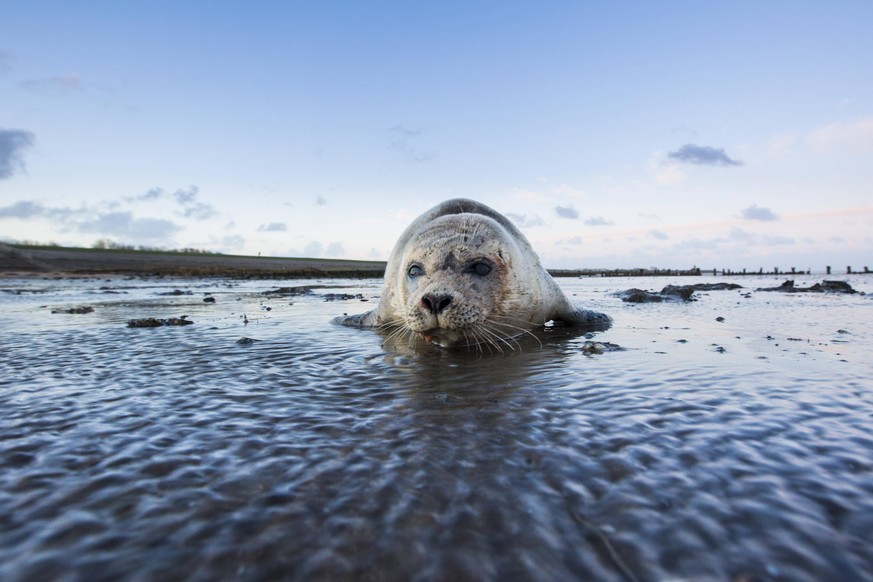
(647, 153, 689, 185)
(78, 211, 181, 242)
(762, 234, 795, 246)
(807, 117, 873, 153)
(729, 228, 755, 242)
(740, 205, 778, 221)
(131, 187, 165, 202)
(0, 197, 186, 244)
(0, 129, 35, 179)
(172, 186, 215, 219)
(0, 199, 82, 221)
(648, 230, 669, 240)
(325, 242, 345, 258)
(220, 235, 246, 252)
(388, 125, 436, 163)
(554, 205, 579, 220)
(667, 144, 743, 166)
(126, 185, 216, 220)
(506, 213, 544, 228)
(315, 195, 327, 206)
(0, 200, 43, 218)
(729, 228, 793, 246)
(173, 187, 197, 205)
(584, 216, 614, 226)
(22, 72, 83, 92)
(293, 240, 347, 258)
(566, 236, 583, 245)
(258, 222, 287, 232)
(303, 241, 323, 257)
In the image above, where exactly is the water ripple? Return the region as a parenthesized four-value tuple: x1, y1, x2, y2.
(0, 275, 871, 580)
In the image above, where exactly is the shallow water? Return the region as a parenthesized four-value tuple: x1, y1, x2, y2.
(1, 274, 872, 581)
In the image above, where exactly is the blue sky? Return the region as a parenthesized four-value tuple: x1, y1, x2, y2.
(1, 1, 871, 270)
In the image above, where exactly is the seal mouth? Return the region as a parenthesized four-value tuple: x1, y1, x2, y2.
(417, 328, 463, 347)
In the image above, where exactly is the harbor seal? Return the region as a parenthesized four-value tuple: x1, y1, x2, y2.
(337, 198, 611, 348)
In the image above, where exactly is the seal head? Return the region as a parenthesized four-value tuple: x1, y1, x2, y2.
(337, 198, 610, 348)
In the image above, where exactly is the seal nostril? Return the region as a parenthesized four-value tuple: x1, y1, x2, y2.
(422, 294, 452, 314)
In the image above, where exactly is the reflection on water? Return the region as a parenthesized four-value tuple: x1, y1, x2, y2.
(1, 275, 872, 580)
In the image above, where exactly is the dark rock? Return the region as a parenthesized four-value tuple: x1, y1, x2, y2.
(756, 279, 859, 294)
(51, 306, 94, 314)
(685, 283, 744, 291)
(580, 341, 623, 355)
(616, 285, 695, 303)
(127, 316, 194, 328)
(263, 286, 313, 296)
(323, 293, 363, 302)
(203, 296, 216, 303)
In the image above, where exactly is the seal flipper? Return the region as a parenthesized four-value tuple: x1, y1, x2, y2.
(335, 310, 378, 328)
(552, 302, 612, 332)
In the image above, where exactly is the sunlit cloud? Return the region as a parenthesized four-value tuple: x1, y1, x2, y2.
(807, 116, 873, 153)
(650, 157, 687, 185)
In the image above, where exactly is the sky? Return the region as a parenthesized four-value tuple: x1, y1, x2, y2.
(1, 1, 872, 271)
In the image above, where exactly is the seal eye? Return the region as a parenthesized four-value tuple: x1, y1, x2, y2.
(407, 264, 424, 278)
(469, 261, 492, 276)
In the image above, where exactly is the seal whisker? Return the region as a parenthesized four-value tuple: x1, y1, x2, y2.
(477, 322, 520, 352)
(484, 318, 543, 349)
(471, 326, 503, 354)
(378, 319, 414, 346)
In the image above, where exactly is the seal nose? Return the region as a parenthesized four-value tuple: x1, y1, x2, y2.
(421, 293, 452, 315)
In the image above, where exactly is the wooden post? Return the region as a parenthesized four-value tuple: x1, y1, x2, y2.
(826, 266, 831, 275)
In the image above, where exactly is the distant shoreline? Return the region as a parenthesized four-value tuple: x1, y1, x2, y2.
(0, 244, 387, 279)
(0, 243, 863, 279)
(0, 244, 706, 279)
